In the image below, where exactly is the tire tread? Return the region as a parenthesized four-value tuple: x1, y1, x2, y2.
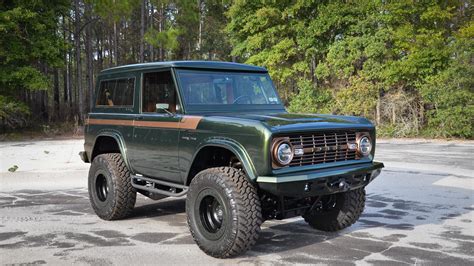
(303, 188, 365, 232)
(187, 167, 262, 258)
(89, 153, 136, 220)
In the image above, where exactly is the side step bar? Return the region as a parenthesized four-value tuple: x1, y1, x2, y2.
(131, 175, 188, 197)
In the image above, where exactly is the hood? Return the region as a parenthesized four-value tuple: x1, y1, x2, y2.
(206, 112, 374, 133)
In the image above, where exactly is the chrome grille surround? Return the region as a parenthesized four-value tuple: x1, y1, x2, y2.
(286, 131, 359, 167)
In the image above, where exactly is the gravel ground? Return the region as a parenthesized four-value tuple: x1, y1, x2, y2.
(0, 139, 473, 265)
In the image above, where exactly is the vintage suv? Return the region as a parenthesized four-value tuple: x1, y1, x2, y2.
(80, 61, 383, 258)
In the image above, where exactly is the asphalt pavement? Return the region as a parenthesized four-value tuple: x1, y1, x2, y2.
(0, 139, 473, 265)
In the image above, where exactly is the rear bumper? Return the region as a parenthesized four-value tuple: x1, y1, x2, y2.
(257, 162, 384, 197)
(79, 151, 89, 163)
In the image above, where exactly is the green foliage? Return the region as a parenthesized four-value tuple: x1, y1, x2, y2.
(143, 0, 231, 60)
(0, 96, 30, 128)
(1, 0, 472, 139)
(0, 0, 68, 127)
(8, 165, 19, 172)
(418, 15, 474, 138)
(8, 66, 51, 91)
(288, 80, 333, 114)
(227, 0, 474, 138)
(89, 0, 139, 21)
(200, 1, 232, 60)
(335, 77, 379, 117)
(145, 28, 181, 55)
(227, 0, 303, 89)
(0, 1, 67, 89)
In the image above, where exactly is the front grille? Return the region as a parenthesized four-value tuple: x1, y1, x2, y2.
(288, 131, 358, 167)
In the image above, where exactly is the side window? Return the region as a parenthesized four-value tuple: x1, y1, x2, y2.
(96, 78, 135, 107)
(142, 71, 178, 113)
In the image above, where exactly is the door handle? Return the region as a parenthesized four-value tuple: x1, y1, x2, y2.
(136, 116, 144, 120)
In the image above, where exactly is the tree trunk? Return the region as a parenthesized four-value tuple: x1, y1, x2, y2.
(40, 90, 49, 122)
(97, 32, 103, 70)
(392, 106, 396, 125)
(376, 91, 381, 125)
(68, 50, 73, 113)
(140, 0, 145, 63)
(149, 2, 154, 61)
(419, 101, 424, 127)
(198, 0, 203, 55)
(53, 69, 60, 121)
(311, 56, 316, 85)
(67, 14, 73, 118)
(62, 65, 69, 120)
(68, 17, 74, 118)
(74, 0, 84, 124)
(62, 16, 69, 121)
(39, 63, 50, 123)
(114, 21, 119, 65)
(85, 2, 94, 112)
(107, 25, 113, 67)
(68, 49, 73, 116)
(159, 3, 164, 61)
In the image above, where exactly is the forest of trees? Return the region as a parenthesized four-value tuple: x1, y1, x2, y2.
(1, 0, 473, 138)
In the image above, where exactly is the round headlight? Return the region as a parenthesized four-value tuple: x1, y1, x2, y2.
(275, 142, 294, 166)
(358, 136, 372, 156)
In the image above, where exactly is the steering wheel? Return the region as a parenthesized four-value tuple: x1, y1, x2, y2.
(232, 95, 251, 104)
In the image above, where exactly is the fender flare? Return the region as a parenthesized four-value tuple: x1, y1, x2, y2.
(188, 137, 258, 183)
(91, 130, 134, 173)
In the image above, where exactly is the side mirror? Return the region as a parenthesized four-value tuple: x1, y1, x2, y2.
(155, 103, 173, 116)
(156, 103, 169, 111)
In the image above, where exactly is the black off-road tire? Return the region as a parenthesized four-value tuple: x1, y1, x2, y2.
(303, 188, 366, 232)
(88, 153, 136, 220)
(186, 167, 262, 258)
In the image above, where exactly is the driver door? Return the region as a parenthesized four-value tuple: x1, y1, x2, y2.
(128, 70, 181, 182)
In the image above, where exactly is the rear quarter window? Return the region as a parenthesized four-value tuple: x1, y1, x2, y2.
(96, 78, 135, 107)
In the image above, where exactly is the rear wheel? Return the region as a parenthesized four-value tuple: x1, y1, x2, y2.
(186, 167, 262, 258)
(303, 188, 365, 231)
(88, 153, 136, 220)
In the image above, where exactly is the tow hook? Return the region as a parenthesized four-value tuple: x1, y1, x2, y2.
(329, 179, 350, 191)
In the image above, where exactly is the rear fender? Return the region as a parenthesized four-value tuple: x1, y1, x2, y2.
(91, 130, 134, 173)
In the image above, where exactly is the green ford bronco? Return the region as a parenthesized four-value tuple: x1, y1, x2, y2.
(80, 61, 383, 258)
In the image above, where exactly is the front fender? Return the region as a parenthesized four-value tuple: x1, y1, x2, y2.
(193, 137, 258, 181)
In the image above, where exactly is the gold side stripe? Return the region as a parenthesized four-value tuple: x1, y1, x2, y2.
(85, 116, 202, 130)
(87, 119, 133, 126)
(180, 116, 202, 129)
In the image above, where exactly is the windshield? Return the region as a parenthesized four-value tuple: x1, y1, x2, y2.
(176, 70, 282, 110)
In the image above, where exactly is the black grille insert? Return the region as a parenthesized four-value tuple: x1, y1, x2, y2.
(287, 131, 359, 167)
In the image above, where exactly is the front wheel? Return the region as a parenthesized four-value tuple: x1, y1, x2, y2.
(186, 167, 262, 258)
(303, 188, 366, 232)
